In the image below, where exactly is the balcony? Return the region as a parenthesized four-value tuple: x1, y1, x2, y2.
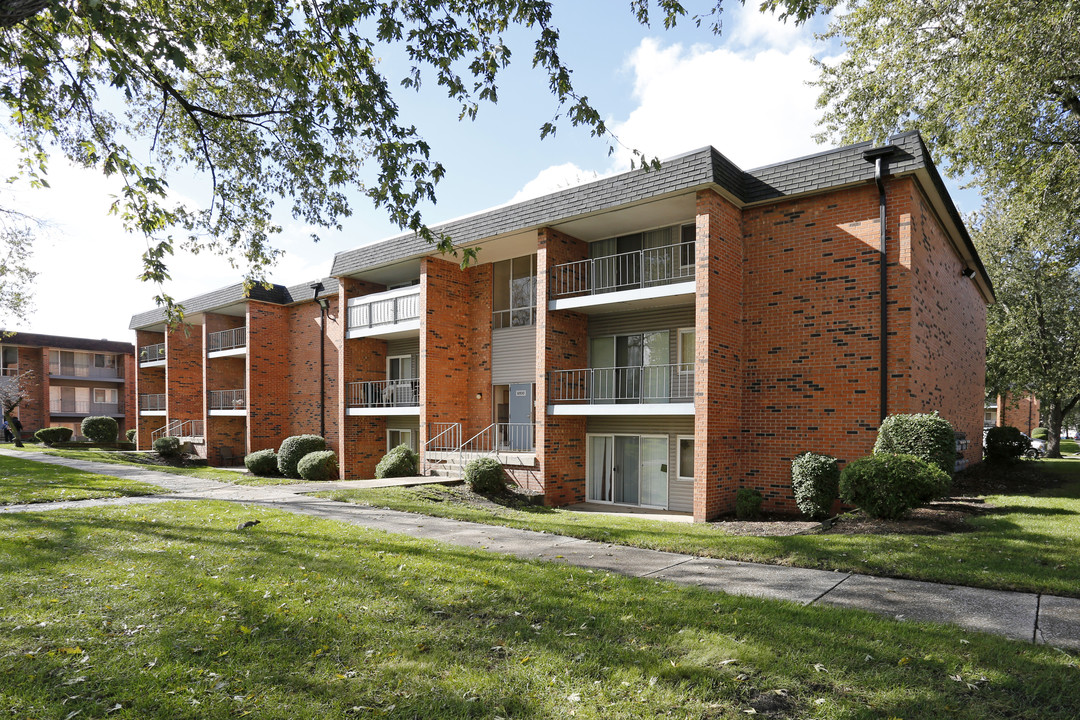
(1, 366, 18, 377)
(49, 363, 124, 381)
(346, 286, 421, 340)
(549, 241, 695, 313)
(209, 388, 246, 415)
(139, 343, 166, 367)
(208, 327, 246, 357)
(548, 363, 695, 415)
(139, 393, 166, 415)
(346, 378, 419, 416)
(49, 400, 124, 417)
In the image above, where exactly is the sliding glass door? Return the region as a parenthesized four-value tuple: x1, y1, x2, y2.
(587, 434, 668, 508)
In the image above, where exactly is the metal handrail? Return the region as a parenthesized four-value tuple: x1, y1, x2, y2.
(139, 343, 166, 363)
(550, 363, 695, 404)
(346, 378, 419, 408)
(347, 289, 420, 330)
(139, 393, 166, 411)
(208, 326, 246, 352)
(551, 240, 695, 298)
(151, 419, 204, 442)
(461, 423, 535, 457)
(425, 422, 461, 452)
(209, 389, 246, 410)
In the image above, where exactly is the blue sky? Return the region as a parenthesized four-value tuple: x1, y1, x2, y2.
(1, 3, 983, 342)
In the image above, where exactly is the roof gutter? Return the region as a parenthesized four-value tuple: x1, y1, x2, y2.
(863, 144, 898, 423)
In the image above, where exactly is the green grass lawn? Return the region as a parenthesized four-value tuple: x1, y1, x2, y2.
(318, 459, 1080, 598)
(0, 500, 1075, 719)
(0, 454, 165, 505)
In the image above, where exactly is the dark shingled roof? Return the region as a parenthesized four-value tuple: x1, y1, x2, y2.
(0, 331, 133, 354)
(129, 277, 339, 330)
(329, 131, 947, 279)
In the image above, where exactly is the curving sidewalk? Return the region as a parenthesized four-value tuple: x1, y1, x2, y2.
(2, 449, 1078, 651)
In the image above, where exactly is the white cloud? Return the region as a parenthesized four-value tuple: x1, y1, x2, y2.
(510, 162, 602, 203)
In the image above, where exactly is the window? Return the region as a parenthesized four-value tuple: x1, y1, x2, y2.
(93, 388, 118, 404)
(493, 255, 536, 328)
(1, 346, 16, 376)
(678, 328, 695, 370)
(388, 429, 413, 451)
(94, 354, 116, 368)
(677, 436, 695, 480)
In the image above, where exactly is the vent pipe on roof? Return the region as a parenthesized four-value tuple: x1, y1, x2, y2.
(863, 144, 897, 424)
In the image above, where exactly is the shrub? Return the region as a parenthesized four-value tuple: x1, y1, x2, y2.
(790, 452, 840, 519)
(464, 457, 505, 493)
(297, 450, 339, 481)
(35, 426, 73, 445)
(735, 488, 763, 519)
(126, 428, 137, 442)
(244, 449, 279, 476)
(277, 435, 326, 478)
(874, 412, 956, 475)
(985, 425, 1029, 462)
(1032, 427, 1048, 440)
(839, 453, 951, 519)
(153, 436, 182, 458)
(81, 415, 119, 443)
(375, 444, 418, 479)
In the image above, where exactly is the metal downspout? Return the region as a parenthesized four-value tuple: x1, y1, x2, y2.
(863, 144, 894, 423)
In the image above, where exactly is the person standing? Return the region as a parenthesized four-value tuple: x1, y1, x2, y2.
(2, 420, 10, 442)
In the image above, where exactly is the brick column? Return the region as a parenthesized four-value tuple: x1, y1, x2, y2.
(165, 323, 204, 431)
(694, 189, 744, 521)
(536, 227, 588, 506)
(247, 302, 289, 455)
(204, 313, 247, 464)
(336, 277, 388, 479)
(134, 330, 165, 449)
(20, 347, 47, 436)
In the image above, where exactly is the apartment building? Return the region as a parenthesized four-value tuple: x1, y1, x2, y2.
(130, 131, 992, 519)
(0, 331, 135, 439)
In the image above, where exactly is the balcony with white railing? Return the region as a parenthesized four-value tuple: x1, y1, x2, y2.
(346, 286, 421, 340)
(50, 400, 125, 417)
(549, 241, 696, 312)
(209, 388, 246, 415)
(548, 363, 695, 415)
(346, 378, 420, 416)
(49, 361, 124, 380)
(139, 343, 166, 366)
(139, 393, 167, 415)
(208, 327, 247, 357)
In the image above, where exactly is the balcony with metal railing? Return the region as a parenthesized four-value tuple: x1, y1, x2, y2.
(549, 241, 696, 312)
(346, 378, 419, 415)
(49, 362, 124, 380)
(208, 326, 247, 356)
(139, 393, 167, 414)
(548, 362, 695, 415)
(50, 400, 125, 417)
(139, 343, 166, 366)
(209, 388, 246, 415)
(346, 286, 421, 340)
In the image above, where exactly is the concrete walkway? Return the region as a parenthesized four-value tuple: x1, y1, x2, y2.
(2, 450, 1078, 651)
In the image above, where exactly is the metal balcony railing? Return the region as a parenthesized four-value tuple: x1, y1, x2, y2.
(209, 389, 246, 410)
(208, 326, 246, 353)
(49, 363, 123, 378)
(139, 393, 166, 411)
(140, 343, 166, 363)
(347, 288, 420, 331)
(550, 363, 695, 404)
(347, 378, 419, 408)
(461, 422, 535, 454)
(151, 419, 204, 442)
(49, 400, 123, 415)
(551, 240, 695, 298)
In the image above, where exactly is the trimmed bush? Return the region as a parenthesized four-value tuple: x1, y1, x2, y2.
(464, 457, 505, 493)
(985, 425, 1029, 462)
(81, 416, 119, 443)
(153, 436, 182, 458)
(126, 428, 137, 442)
(277, 435, 326, 478)
(790, 452, 840, 519)
(874, 412, 956, 475)
(735, 488, 763, 519)
(297, 450, 339, 481)
(375, 444, 418, 479)
(35, 426, 73, 445)
(1032, 427, 1048, 440)
(839, 453, 951, 519)
(244, 449, 279, 476)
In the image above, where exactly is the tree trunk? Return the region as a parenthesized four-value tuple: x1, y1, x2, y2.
(3, 410, 23, 448)
(1046, 400, 1064, 458)
(0, 0, 50, 28)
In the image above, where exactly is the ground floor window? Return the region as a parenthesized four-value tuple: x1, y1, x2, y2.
(586, 434, 668, 508)
(677, 436, 694, 480)
(387, 428, 413, 452)
(93, 387, 118, 404)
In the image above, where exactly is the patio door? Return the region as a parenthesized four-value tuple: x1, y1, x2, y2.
(587, 434, 668, 508)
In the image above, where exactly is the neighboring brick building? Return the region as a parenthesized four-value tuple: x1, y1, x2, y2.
(986, 393, 1041, 435)
(0, 331, 135, 439)
(130, 131, 992, 519)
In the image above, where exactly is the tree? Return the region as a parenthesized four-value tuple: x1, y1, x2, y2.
(1, 0, 765, 323)
(0, 367, 32, 448)
(813, 0, 1080, 225)
(976, 194, 1080, 458)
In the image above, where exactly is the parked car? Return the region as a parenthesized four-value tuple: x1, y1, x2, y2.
(1023, 433, 1046, 458)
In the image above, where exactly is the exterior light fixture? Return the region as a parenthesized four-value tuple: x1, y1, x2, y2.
(961, 267, 976, 279)
(476, 392, 483, 400)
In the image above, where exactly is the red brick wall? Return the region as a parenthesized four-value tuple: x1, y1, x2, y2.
(536, 227, 588, 505)
(134, 330, 165, 449)
(336, 277, 389, 479)
(247, 302, 290, 454)
(285, 297, 340, 445)
(121, 353, 136, 437)
(18, 347, 47, 434)
(694, 189, 744, 520)
(997, 393, 1040, 434)
(165, 324, 204, 423)
(203, 313, 248, 464)
(902, 181, 987, 460)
